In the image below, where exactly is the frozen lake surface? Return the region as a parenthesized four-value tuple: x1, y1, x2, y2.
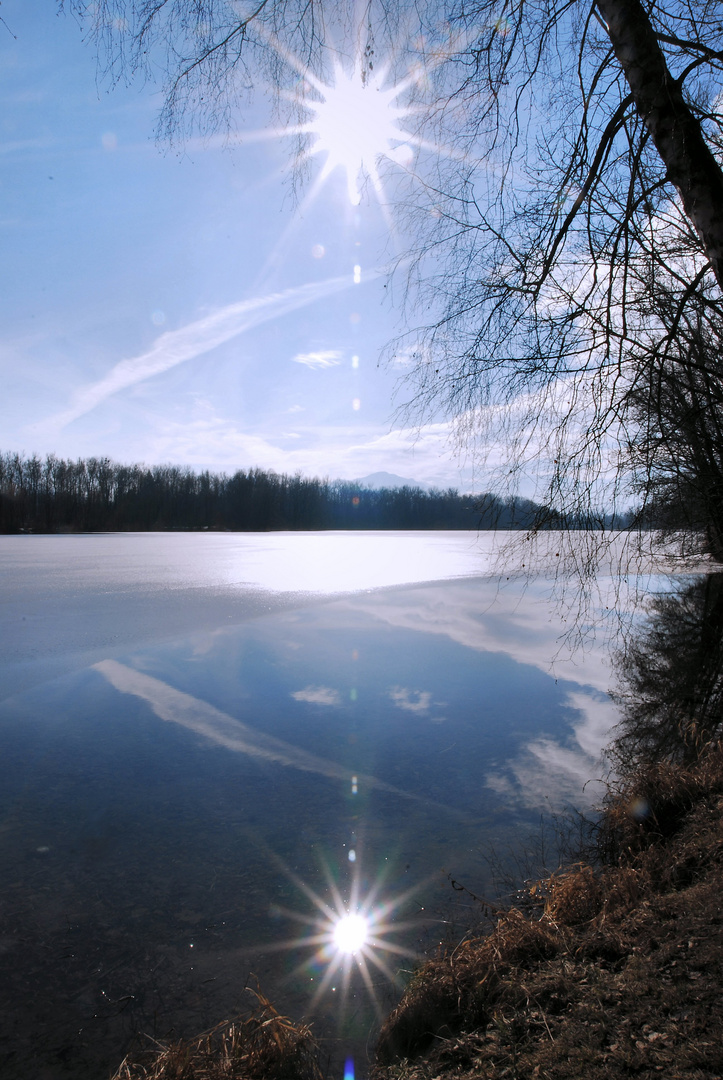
(0, 531, 502, 700)
(0, 531, 628, 1079)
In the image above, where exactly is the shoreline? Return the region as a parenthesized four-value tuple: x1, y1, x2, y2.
(112, 745, 723, 1080)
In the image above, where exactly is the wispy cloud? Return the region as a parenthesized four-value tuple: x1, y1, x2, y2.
(336, 578, 619, 692)
(485, 689, 615, 810)
(292, 349, 343, 368)
(44, 276, 353, 429)
(143, 406, 478, 490)
(0, 136, 57, 155)
(291, 685, 342, 705)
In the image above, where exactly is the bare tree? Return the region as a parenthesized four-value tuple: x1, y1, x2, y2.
(393, 0, 723, 534)
(61, 0, 409, 142)
(64, 0, 723, 546)
(622, 289, 723, 559)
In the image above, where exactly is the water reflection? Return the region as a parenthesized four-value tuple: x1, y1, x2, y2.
(264, 854, 426, 1023)
(612, 574, 723, 767)
(95, 659, 430, 806)
(0, 576, 617, 1079)
(334, 581, 619, 809)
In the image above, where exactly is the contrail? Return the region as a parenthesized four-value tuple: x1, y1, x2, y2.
(50, 275, 354, 428)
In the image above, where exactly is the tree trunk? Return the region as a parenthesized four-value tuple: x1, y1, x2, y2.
(596, 0, 723, 293)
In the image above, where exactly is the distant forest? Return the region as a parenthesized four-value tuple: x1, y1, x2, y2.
(0, 452, 569, 533)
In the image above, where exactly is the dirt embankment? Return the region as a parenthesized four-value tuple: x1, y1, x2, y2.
(372, 747, 723, 1080)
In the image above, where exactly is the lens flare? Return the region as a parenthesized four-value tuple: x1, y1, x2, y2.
(228, 26, 459, 220)
(254, 849, 435, 1021)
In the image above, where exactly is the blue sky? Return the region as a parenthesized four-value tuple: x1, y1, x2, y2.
(0, 3, 478, 489)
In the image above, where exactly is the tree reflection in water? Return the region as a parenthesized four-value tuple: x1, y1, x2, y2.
(611, 575, 723, 769)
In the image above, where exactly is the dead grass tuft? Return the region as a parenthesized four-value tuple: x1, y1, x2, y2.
(597, 741, 723, 863)
(372, 744, 723, 1080)
(375, 911, 560, 1064)
(110, 988, 324, 1080)
(544, 863, 601, 925)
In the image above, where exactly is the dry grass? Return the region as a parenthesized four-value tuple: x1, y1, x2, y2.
(110, 988, 324, 1080)
(371, 744, 723, 1080)
(596, 740, 723, 863)
(374, 911, 561, 1066)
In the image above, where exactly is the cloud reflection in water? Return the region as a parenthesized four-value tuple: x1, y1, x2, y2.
(323, 579, 620, 808)
(94, 659, 458, 813)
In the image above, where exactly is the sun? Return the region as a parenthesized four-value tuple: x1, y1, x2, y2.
(237, 33, 454, 217)
(298, 59, 417, 205)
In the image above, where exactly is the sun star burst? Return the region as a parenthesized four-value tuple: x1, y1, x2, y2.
(333, 912, 369, 953)
(300, 60, 416, 205)
(255, 851, 437, 1020)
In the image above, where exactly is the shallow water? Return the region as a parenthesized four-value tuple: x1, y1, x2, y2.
(0, 532, 620, 1079)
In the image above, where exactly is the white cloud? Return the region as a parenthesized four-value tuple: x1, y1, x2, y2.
(0, 136, 58, 154)
(148, 417, 290, 472)
(335, 578, 619, 693)
(38, 276, 353, 431)
(138, 403, 480, 490)
(332, 580, 623, 809)
(389, 686, 433, 713)
(291, 685, 342, 705)
(292, 349, 343, 368)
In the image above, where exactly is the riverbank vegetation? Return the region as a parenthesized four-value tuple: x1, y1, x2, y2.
(371, 744, 723, 1080)
(366, 577, 723, 1079)
(0, 452, 560, 533)
(108, 738, 723, 1080)
(111, 989, 324, 1080)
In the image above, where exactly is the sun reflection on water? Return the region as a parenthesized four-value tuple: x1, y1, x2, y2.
(262, 851, 432, 1023)
(333, 913, 368, 953)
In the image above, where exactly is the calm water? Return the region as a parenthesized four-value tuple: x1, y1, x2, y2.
(0, 532, 620, 1079)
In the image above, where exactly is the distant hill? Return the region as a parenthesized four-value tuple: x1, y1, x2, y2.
(354, 471, 429, 490)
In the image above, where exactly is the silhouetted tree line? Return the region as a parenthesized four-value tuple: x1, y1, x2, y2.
(0, 452, 561, 533)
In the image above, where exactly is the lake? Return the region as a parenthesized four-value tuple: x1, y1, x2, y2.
(0, 531, 632, 1079)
